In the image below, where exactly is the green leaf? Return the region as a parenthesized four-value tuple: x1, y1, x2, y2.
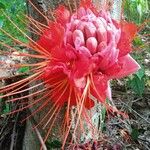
(18, 36, 28, 43)
(0, 18, 3, 28)
(0, 2, 6, 10)
(145, 0, 149, 12)
(129, 75, 145, 96)
(131, 128, 139, 141)
(17, 66, 29, 73)
(133, 36, 144, 46)
(137, 4, 142, 15)
(136, 67, 145, 80)
(100, 105, 106, 131)
(46, 140, 62, 149)
(101, 107, 106, 121)
(3, 103, 10, 114)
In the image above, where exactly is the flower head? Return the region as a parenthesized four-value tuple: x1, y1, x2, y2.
(37, 1, 140, 109)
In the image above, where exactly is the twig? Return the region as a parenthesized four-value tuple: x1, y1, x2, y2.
(10, 110, 19, 150)
(0, 116, 10, 138)
(27, 109, 47, 150)
(119, 100, 150, 124)
(138, 138, 150, 150)
(138, 137, 150, 144)
(34, 127, 47, 150)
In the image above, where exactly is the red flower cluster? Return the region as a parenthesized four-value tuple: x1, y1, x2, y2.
(37, 1, 140, 109)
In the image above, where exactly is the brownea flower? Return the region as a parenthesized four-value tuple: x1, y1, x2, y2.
(0, 0, 140, 149)
(37, 3, 140, 108)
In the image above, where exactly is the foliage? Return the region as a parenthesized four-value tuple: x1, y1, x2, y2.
(0, 94, 10, 115)
(0, 0, 27, 45)
(124, 0, 149, 24)
(46, 139, 62, 149)
(131, 128, 139, 141)
(0, 0, 27, 117)
(17, 66, 29, 73)
(128, 74, 145, 96)
(124, 0, 150, 97)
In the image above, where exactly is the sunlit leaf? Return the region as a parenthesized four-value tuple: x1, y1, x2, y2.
(136, 66, 145, 80)
(0, 18, 3, 28)
(17, 66, 29, 73)
(129, 75, 145, 96)
(133, 36, 144, 46)
(101, 106, 106, 131)
(0, 2, 6, 10)
(146, 80, 150, 87)
(137, 4, 142, 18)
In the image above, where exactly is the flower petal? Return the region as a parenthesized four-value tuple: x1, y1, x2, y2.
(74, 77, 86, 89)
(90, 74, 108, 103)
(104, 54, 140, 79)
(118, 31, 132, 57)
(118, 22, 137, 57)
(121, 22, 137, 40)
(73, 51, 92, 78)
(50, 45, 76, 63)
(99, 42, 119, 70)
(37, 23, 64, 51)
(54, 5, 70, 26)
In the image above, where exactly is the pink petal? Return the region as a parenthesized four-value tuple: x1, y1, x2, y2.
(99, 42, 119, 70)
(74, 77, 86, 89)
(77, 7, 87, 19)
(73, 30, 85, 48)
(86, 37, 98, 54)
(76, 21, 86, 32)
(97, 41, 107, 52)
(96, 26, 107, 43)
(71, 19, 80, 31)
(85, 22, 96, 38)
(78, 46, 92, 57)
(104, 54, 140, 79)
(93, 17, 106, 29)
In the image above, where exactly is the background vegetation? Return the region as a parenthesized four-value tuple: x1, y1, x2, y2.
(0, 0, 27, 45)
